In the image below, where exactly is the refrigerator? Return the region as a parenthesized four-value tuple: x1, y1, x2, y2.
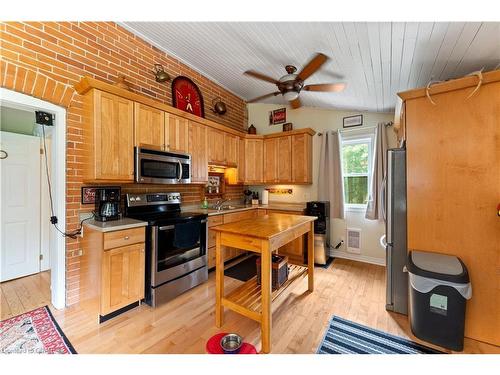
(382, 147, 408, 315)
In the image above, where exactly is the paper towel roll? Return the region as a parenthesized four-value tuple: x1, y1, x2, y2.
(261, 189, 269, 205)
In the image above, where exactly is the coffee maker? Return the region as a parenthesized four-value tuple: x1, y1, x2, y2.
(95, 187, 121, 222)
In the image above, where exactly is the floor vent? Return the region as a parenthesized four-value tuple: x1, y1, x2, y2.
(346, 228, 361, 254)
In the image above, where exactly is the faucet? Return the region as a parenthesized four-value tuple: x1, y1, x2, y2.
(213, 199, 229, 210)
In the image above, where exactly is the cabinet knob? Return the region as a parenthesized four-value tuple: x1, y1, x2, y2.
(124, 236, 130, 240)
(141, 249, 145, 253)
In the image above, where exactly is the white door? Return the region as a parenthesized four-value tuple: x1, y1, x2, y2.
(0, 131, 41, 282)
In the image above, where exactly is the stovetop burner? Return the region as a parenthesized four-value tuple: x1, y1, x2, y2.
(124, 192, 207, 226)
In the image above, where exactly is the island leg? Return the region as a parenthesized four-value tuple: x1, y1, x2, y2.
(261, 241, 272, 353)
(215, 232, 224, 327)
(308, 222, 314, 292)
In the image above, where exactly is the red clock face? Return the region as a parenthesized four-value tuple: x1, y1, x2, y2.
(172, 77, 204, 118)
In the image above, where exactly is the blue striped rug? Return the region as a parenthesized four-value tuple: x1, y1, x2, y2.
(317, 316, 443, 354)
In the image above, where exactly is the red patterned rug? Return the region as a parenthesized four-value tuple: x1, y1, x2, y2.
(0, 306, 76, 354)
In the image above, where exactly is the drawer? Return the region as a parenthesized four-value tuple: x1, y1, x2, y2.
(208, 215, 224, 227)
(208, 228, 217, 248)
(103, 227, 145, 250)
(223, 209, 257, 224)
(267, 209, 304, 215)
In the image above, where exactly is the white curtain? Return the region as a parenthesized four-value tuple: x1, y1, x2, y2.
(318, 131, 344, 219)
(365, 122, 388, 221)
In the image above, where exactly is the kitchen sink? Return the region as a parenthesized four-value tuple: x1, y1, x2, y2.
(209, 205, 245, 212)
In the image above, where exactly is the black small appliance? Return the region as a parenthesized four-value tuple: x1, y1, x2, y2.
(306, 201, 330, 265)
(94, 187, 121, 222)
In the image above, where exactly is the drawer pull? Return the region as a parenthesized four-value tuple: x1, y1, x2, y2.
(124, 236, 130, 240)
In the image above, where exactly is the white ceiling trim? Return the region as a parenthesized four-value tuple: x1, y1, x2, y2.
(117, 22, 247, 101)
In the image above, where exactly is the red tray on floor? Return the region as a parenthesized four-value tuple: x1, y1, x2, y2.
(206, 333, 258, 354)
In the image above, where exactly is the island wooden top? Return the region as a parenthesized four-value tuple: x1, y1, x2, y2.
(210, 213, 317, 240)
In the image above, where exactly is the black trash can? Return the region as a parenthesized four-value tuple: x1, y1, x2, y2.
(407, 250, 472, 351)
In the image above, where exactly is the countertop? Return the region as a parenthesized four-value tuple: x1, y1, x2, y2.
(183, 202, 306, 216)
(84, 218, 148, 233)
(210, 213, 316, 240)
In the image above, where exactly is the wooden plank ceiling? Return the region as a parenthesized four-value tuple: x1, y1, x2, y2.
(122, 22, 500, 112)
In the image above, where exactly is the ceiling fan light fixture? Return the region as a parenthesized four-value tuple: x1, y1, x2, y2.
(283, 90, 299, 102)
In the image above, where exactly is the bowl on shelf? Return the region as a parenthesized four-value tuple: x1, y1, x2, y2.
(220, 333, 243, 354)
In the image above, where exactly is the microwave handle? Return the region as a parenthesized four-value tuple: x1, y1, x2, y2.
(177, 160, 182, 181)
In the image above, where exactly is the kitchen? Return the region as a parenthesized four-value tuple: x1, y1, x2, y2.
(0, 7, 499, 372)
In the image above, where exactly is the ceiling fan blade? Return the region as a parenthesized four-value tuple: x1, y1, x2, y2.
(303, 83, 346, 92)
(244, 70, 279, 84)
(290, 97, 302, 109)
(247, 91, 281, 103)
(297, 53, 328, 81)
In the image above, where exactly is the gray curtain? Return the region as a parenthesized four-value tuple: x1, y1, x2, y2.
(318, 131, 344, 219)
(365, 122, 388, 220)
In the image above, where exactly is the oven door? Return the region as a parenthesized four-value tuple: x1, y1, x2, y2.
(135, 147, 191, 184)
(151, 219, 207, 286)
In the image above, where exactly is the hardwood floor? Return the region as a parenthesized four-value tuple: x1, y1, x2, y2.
(1, 260, 498, 354)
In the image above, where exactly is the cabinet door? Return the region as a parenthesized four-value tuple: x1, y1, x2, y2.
(237, 137, 246, 183)
(278, 136, 292, 182)
(291, 134, 312, 183)
(224, 133, 239, 166)
(165, 113, 189, 153)
(207, 128, 225, 164)
(94, 91, 135, 181)
(244, 138, 264, 184)
(188, 121, 208, 182)
(134, 103, 165, 150)
(101, 243, 145, 315)
(264, 138, 278, 183)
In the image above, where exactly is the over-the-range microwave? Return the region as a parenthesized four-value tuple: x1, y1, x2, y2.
(135, 147, 191, 184)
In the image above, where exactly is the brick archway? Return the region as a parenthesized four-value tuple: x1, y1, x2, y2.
(1, 59, 75, 108)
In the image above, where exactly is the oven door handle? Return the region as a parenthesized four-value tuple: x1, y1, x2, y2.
(159, 225, 175, 231)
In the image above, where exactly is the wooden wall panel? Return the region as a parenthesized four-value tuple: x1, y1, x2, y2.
(406, 80, 500, 345)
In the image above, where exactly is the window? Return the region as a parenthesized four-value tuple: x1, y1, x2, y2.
(341, 134, 374, 209)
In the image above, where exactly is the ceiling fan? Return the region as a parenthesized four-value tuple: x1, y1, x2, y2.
(244, 53, 345, 109)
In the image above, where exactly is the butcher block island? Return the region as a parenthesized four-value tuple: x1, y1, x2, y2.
(211, 213, 317, 353)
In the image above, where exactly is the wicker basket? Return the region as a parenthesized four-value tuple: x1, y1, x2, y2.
(256, 254, 289, 290)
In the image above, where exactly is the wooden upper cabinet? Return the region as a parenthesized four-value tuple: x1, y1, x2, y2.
(264, 136, 292, 183)
(291, 133, 312, 184)
(207, 127, 225, 164)
(278, 136, 292, 182)
(166, 113, 189, 153)
(188, 121, 208, 183)
(237, 137, 246, 183)
(101, 242, 145, 316)
(224, 133, 239, 166)
(244, 138, 264, 184)
(264, 138, 278, 183)
(93, 90, 135, 181)
(134, 103, 165, 150)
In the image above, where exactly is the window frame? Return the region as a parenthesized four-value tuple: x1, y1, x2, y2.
(340, 132, 375, 212)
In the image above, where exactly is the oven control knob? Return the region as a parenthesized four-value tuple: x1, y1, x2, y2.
(136, 197, 141, 201)
(130, 197, 136, 202)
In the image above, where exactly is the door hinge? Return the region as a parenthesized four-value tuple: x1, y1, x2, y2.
(39, 254, 44, 260)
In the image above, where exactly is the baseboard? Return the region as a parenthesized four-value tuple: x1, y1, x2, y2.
(329, 249, 386, 266)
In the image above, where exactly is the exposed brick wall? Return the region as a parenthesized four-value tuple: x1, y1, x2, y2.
(0, 21, 246, 306)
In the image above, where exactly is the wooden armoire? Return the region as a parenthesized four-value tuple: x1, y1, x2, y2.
(397, 70, 500, 346)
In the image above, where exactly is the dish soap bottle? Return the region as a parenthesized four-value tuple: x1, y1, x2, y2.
(201, 196, 209, 209)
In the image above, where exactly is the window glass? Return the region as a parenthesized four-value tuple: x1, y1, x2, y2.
(341, 137, 372, 206)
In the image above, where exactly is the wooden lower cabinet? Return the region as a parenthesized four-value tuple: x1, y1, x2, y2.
(268, 209, 306, 263)
(81, 226, 145, 320)
(207, 210, 258, 269)
(101, 243, 145, 316)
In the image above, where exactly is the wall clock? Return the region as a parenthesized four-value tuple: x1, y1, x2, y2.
(172, 76, 205, 118)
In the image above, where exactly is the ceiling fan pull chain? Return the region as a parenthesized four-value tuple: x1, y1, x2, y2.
(465, 68, 483, 100)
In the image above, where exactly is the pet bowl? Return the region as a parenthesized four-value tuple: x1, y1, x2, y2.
(220, 333, 243, 354)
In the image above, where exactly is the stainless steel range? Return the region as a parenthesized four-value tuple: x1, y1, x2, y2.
(125, 192, 208, 307)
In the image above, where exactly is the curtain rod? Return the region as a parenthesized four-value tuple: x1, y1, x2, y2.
(317, 121, 393, 136)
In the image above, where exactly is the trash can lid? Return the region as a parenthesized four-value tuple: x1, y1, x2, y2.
(407, 250, 469, 284)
